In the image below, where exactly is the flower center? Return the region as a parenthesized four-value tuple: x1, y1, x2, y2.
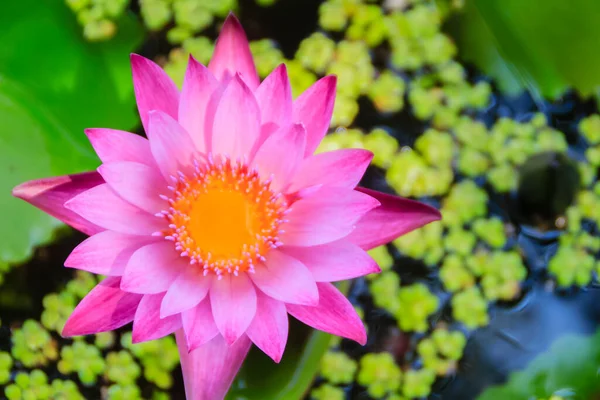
(161, 157, 286, 277)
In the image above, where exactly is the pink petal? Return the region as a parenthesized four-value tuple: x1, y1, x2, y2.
(251, 249, 318, 306)
(288, 149, 373, 193)
(246, 291, 288, 363)
(282, 240, 380, 282)
(346, 187, 441, 250)
(147, 110, 198, 180)
(287, 282, 366, 345)
(208, 14, 259, 90)
(65, 231, 155, 276)
(121, 242, 185, 294)
(255, 64, 292, 128)
(161, 269, 213, 318)
(85, 128, 153, 166)
(280, 187, 380, 246)
(131, 54, 180, 134)
(182, 298, 219, 352)
(178, 56, 221, 153)
(62, 277, 142, 337)
(98, 161, 166, 214)
(132, 293, 182, 343)
(210, 75, 261, 159)
(292, 75, 336, 157)
(12, 172, 104, 236)
(252, 123, 306, 192)
(65, 184, 163, 235)
(176, 330, 251, 400)
(210, 274, 257, 345)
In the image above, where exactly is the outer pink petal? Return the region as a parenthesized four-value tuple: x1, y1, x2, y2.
(246, 291, 288, 363)
(147, 111, 198, 180)
(210, 75, 261, 159)
(65, 184, 163, 235)
(346, 187, 442, 250)
(287, 282, 366, 345)
(65, 231, 156, 276)
(210, 274, 256, 345)
(98, 161, 166, 214)
(288, 149, 373, 193)
(12, 172, 104, 236)
(161, 269, 213, 318)
(280, 187, 380, 246)
(121, 242, 185, 294)
(292, 75, 336, 157)
(255, 64, 292, 129)
(208, 14, 259, 90)
(282, 240, 380, 282)
(178, 56, 221, 153)
(182, 298, 219, 352)
(132, 293, 182, 343)
(85, 128, 153, 166)
(251, 249, 318, 306)
(176, 330, 251, 400)
(252, 123, 306, 192)
(131, 54, 180, 134)
(62, 277, 142, 337)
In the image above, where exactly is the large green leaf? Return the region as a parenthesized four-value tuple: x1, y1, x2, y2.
(449, 0, 600, 99)
(478, 329, 600, 400)
(0, 0, 144, 265)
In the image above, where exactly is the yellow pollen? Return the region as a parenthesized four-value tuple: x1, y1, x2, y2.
(160, 157, 286, 277)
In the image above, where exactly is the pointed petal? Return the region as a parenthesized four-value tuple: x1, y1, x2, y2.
(131, 54, 179, 134)
(246, 292, 288, 363)
(132, 293, 182, 343)
(282, 240, 380, 282)
(288, 149, 373, 193)
(161, 269, 213, 318)
(121, 242, 185, 294)
(252, 124, 306, 192)
(182, 298, 219, 352)
(255, 64, 292, 128)
(176, 330, 251, 400)
(210, 75, 261, 159)
(251, 249, 318, 306)
(98, 161, 166, 214)
(208, 14, 259, 90)
(85, 128, 153, 166)
(179, 57, 221, 153)
(65, 231, 155, 276)
(280, 187, 380, 246)
(12, 172, 104, 236)
(147, 111, 198, 180)
(292, 76, 336, 156)
(210, 274, 256, 345)
(346, 187, 441, 250)
(62, 277, 142, 337)
(287, 282, 366, 345)
(65, 184, 163, 235)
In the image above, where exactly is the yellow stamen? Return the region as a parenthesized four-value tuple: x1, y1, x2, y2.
(160, 157, 286, 277)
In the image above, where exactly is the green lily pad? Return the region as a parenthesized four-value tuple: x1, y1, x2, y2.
(449, 0, 600, 99)
(0, 0, 144, 265)
(478, 329, 600, 400)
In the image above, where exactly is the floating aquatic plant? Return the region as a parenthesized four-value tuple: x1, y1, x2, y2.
(12, 13, 439, 400)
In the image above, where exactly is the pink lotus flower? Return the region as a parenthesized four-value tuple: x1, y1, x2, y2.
(13, 14, 440, 400)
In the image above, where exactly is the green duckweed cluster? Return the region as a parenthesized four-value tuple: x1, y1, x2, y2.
(65, 0, 129, 41)
(3, 272, 180, 399)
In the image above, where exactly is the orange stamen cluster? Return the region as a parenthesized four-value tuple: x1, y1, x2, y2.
(157, 157, 287, 278)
